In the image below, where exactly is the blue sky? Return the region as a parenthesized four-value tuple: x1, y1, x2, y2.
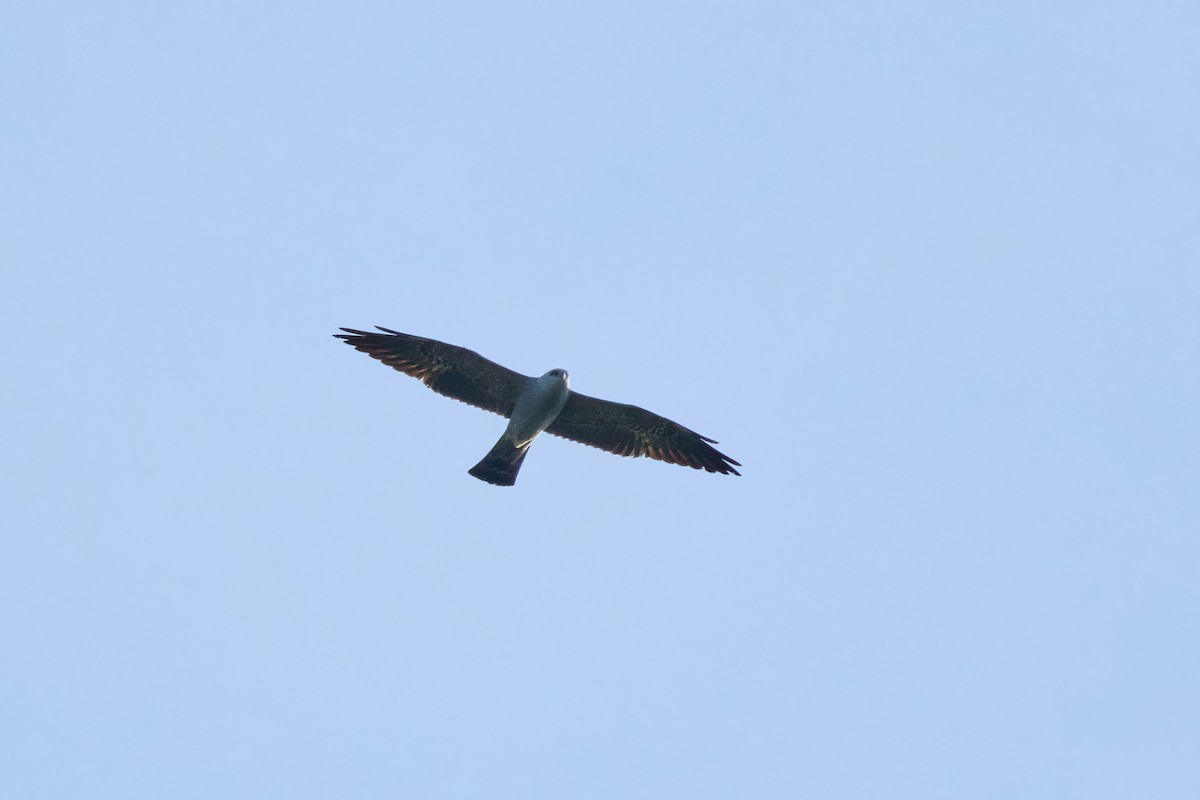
(3, 1, 1197, 797)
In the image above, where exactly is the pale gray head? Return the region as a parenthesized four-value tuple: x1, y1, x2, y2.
(545, 368, 569, 386)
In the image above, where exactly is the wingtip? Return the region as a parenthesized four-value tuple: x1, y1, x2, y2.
(335, 326, 408, 338)
(709, 448, 741, 475)
(710, 458, 741, 476)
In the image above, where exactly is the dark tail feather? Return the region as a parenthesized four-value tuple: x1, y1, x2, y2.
(468, 438, 530, 486)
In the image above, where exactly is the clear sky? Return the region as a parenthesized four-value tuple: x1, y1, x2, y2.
(3, 1, 1197, 797)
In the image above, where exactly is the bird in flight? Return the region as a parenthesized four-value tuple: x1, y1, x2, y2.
(335, 327, 741, 486)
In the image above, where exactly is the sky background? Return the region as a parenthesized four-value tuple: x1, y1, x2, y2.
(3, 1, 1198, 797)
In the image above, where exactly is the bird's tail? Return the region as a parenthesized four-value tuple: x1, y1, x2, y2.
(468, 437, 531, 486)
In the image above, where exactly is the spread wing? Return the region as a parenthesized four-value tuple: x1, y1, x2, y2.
(335, 327, 530, 417)
(546, 391, 741, 475)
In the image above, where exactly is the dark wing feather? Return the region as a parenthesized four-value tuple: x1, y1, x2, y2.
(335, 327, 529, 417)
(546, 391, 741, 475)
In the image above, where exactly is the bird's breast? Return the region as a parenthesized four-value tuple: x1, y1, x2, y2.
(504, 373, 571, 443)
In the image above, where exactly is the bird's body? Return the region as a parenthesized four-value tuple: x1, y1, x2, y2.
(335, 327, 740, 486)
(469, 369, 571, 485)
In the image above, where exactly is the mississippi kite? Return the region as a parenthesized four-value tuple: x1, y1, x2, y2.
(335, 327, 741, 486)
